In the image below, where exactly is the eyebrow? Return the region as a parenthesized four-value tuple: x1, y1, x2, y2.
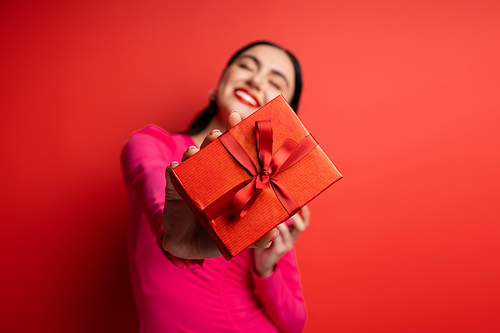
(240, 55, 290, 88)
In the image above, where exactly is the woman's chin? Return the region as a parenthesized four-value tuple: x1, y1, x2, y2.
(219, 104, 258, 120)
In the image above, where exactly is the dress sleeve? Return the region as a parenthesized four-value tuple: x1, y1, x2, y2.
(121, 127, 203, 269)
(251, 247, 307, 333)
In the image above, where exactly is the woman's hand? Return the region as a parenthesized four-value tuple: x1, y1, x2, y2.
(253, 206, 310, 277)
(161, 111, 280, 260)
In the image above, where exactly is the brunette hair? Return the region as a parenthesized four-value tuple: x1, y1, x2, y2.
(185, 41, 303, 135)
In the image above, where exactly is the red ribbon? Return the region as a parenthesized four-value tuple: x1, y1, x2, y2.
(219, 120, 317, 219)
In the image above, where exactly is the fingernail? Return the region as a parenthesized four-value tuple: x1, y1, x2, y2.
(186, 145, 197, 152)
(171, 161, 179, 167)
(269, 230, 279, 243)
(209, 129, 221, 135)
(231, 110, 239, 114)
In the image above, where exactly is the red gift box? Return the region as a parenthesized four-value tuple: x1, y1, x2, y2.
(170, 95, 342, 260)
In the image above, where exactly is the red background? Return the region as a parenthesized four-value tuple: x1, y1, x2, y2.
(1, 1, 499, 332)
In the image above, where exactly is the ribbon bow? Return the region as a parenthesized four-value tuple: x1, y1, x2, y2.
(219, 120, 317, 218)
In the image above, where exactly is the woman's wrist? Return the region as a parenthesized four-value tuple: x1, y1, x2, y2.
(254, 262, 276, 278)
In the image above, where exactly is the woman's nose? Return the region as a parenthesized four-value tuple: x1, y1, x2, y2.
(247, 73, 263, 90)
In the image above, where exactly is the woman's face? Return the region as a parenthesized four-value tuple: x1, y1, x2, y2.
(217, 44, 296, 120)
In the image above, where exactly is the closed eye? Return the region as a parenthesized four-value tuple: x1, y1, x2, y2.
(269, 80, 281, 90)
(238, 63, 255, 71)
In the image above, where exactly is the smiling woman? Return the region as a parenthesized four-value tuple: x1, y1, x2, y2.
(186, 41, 303, 137)
(121, 41, 307, 333)
(216, 44, 296, 118)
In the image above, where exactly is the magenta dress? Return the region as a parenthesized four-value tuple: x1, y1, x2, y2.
(121, 125, 307, 333)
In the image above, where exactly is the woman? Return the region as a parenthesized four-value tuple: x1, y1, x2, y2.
(121, 41, 309, 333)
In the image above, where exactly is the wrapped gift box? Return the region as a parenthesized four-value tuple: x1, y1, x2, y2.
(170, 95, 342, 260)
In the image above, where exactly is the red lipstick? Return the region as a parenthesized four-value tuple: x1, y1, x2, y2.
(234, 88, 261, 107)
